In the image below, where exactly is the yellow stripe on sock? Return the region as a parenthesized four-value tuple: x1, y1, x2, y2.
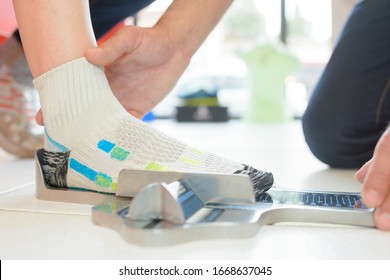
(180, 155, 200, 165)
(191, 147, 204, 154)
(146, 162, 169, 171)
(110, 182, 118, 191)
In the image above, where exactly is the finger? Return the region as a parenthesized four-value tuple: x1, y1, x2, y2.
(355, 159, 372, 183)
(35, 108, 44, 126)
(127, 109, 145, 120)
(374, 207, 390, 231)
(362, 127, 390, 208)
(85, 26, 144, 65)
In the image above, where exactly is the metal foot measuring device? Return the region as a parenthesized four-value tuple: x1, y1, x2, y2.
(35, 149, 375, 246)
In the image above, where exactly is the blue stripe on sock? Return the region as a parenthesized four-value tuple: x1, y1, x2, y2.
(97, 140, 115, 153)
(45, 129, 68, 152)
(69, 158, 117, 190)
(69, 158, 97, 181)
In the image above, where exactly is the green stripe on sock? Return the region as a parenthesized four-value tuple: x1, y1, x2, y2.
(110, 146, 130, 161)
(180, 155, 200, 165)
(97, 139, 131, 161)
(146, 162, 168, 171)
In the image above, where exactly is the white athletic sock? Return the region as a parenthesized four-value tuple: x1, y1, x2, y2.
(34, 58, 273, 196)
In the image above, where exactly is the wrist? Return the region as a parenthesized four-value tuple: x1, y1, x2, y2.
(154, 0, 233, 61)
(153, 23, 193, 66)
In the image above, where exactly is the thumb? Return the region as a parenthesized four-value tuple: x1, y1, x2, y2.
(35, 108, 44, 126)
(355, 159, 372, 183)
(85, 26, 144, 66)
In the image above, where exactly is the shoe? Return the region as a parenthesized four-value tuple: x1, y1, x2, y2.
(0, 60, 43, 157)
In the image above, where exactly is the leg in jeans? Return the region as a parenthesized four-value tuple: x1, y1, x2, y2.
(89, 0, 155, 39)
(302, 0, 390, 168)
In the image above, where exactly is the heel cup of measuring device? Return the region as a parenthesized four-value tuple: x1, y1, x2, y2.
(35, 149, 113, 205)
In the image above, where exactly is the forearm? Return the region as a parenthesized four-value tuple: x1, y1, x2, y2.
(155, 0, 233, 59)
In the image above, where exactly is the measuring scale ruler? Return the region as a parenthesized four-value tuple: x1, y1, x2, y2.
(34, 150, 375, 247)
(258, 190, 365, 208)
(91, 171, 375, 246)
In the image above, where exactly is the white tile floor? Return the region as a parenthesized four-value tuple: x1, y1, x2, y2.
(0, 120, 389, 259)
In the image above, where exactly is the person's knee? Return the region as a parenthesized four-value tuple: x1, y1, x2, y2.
(302, 109, 372, 168)
(302, 109, 338, 167)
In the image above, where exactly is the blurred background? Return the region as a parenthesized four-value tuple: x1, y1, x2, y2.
(134, 0, 356, 121)
(0, 0, 356, 122)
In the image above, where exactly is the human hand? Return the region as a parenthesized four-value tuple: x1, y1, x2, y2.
(356, 127, 390, 230)
(35, 25, 190, 124)
(85, 25, 190, 118)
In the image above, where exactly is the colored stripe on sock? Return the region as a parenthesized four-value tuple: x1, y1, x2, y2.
(180, 155, 200, 165)
(69, 158, 117, 190)
(191, 147, 204, 154)
(110, 146, 130, 161)
(95, 172, 113, 188)
(45, 129, 69, 152)
(97, 139, 115, 153)
(97, 139, 130, 161)
(146, 161, 168, 171)
(70, 158, 97, 180)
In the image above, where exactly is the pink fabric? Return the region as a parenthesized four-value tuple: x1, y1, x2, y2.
(0, 0, 17, 37)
